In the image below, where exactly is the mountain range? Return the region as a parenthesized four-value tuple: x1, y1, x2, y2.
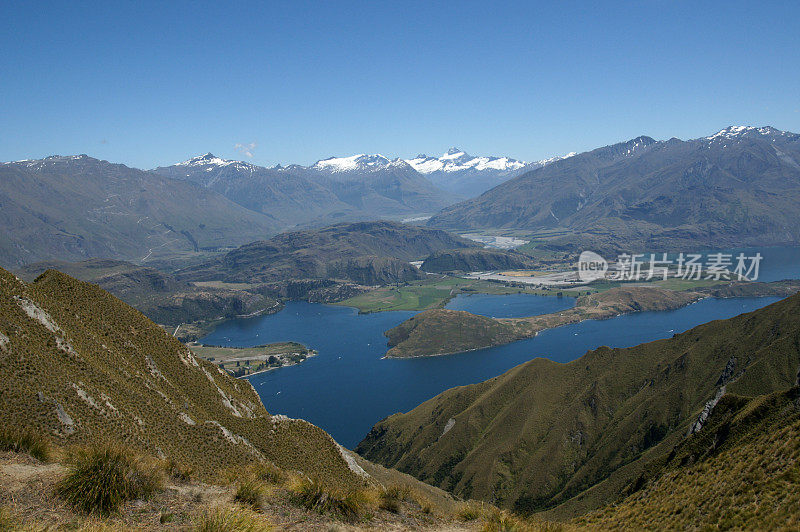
(407, 147, 574, 197)
(0, 155, 277, 269)
(429, 126, 800, 252)
(153, 153, 454, 227)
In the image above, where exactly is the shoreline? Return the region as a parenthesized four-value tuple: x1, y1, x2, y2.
(383, 280, 800, 359)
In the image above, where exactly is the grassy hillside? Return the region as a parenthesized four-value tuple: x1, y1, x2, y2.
(0, 266, 367, 488)
(577, 387, 800, 529)
(358, 292, 800, 516)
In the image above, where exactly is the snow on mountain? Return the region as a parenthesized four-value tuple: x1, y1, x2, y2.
(405, 148, 526, 175)
(705, 125, 792, 142)
(173, 153, 255, 172)
(311, 154, 412, 173)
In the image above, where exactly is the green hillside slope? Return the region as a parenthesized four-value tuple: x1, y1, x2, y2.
(358, 292, 800, 515)
(578, 386, 800, 529)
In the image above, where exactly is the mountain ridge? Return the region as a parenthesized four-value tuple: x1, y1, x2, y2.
(427, 126, 800, 252)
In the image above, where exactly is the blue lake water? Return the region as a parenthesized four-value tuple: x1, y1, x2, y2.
(201, 296, 784, 448)
(200, 245, 800, 448)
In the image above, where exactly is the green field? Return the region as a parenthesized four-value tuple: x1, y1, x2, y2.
(335, 276, 590, 313)
(335, 272, 731, 313)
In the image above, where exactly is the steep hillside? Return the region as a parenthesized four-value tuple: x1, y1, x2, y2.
(0, 155, 277, 268)
(0, 266, 365, 486)
(578, 387, 800, 529)
(358, 292, 800, 516)
(16, 259, 276, 330)
(429, 127, 800, 252)
(177, 221, 479, 285)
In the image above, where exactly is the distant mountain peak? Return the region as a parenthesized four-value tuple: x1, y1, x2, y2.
(312, 154, 399, 173)
(706, 125, 787, 141)
(405, 149, 526, 175)
(174, 153, 251, 169)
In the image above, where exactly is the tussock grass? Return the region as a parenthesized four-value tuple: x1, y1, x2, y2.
(193, 505, 270, 532)
(57, 443, 164, 516)
(0, 506, 19, 530)
(378, 483, 412, 513)
(411, 491, 434, 514)
(163, 457, 195, 483)
(289, 477, 371, 522)
(234, 478, 267, 510)
(0, 426, 50, 461)
(218, 461, 285, 487)
(457, 500, 487, 521)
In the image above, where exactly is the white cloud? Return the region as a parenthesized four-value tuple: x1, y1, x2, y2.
(234, 141, 257, 158)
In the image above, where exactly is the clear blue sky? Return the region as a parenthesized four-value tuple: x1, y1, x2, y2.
(2, 0, 799, 168)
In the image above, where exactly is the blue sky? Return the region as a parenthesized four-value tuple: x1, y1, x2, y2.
(2, 0, 799, 168)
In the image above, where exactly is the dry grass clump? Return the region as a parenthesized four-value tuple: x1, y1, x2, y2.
(218, 461, 285, 487)
(457, 500, 487, 521)
(0, 506, 19, 530)
(163, 457, 195, 483)
(288, 476, 371, 522)
(0, 426, 50, 462)
(378, 483, 412, 513)
(57, 443, 165, 516)
(193, 505, 271, 532)
(234, 478, 268, 511)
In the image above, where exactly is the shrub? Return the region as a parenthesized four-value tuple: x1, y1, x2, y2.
(194, 505, 269, 532)
(482, 507, 531, 531)
(57, 443, 164, 516)
(290, 477, 369, 522)
(0, 426, 50, 461)
(410, 491, 434, 514)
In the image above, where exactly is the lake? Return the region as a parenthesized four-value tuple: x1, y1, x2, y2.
(200, 245, 800, 448)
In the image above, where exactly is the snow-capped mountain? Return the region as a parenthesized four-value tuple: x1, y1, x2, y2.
(704, 125, 797, 144)
(406, 148, 526, 175)
(154, 152, 455, 228)
(406, 148, 575, 197)
(312, 154, 407, 173)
